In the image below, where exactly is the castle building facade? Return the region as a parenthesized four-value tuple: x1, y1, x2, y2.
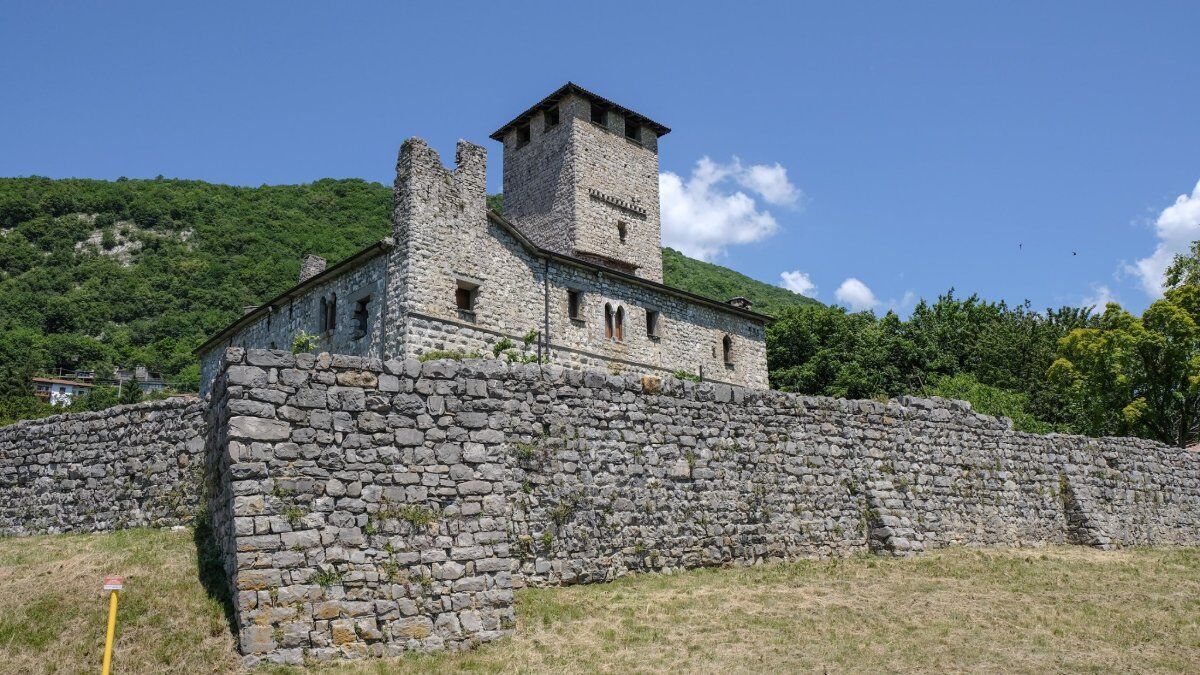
(197, 84, 771, 393)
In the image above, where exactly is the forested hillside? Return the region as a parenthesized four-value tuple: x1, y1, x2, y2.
(0, 176, 815, 421)
(663, 247, 819, 315)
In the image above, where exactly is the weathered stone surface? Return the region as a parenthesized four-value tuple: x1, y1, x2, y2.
(194, 348, 1200, 667)
(0, 397, 206, 535)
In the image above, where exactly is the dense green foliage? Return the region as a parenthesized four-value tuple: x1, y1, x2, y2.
(0, 177, 806, 424)
(662, 247, 820, 316)
(767, 292, 1098, 434)
(1050, 284, 1200, 446)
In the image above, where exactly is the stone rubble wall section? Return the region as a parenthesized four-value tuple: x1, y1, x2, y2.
(208, 349, 1200, 665)
(207, 348, 515, 667)
(0, 397, 207, 536)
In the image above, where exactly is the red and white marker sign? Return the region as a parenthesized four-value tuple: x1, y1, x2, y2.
(103, 576, 124, 591)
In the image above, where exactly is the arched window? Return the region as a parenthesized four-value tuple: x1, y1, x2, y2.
(604, 303, 614, 339)
(617, 221, 628, 244)
(615, 306, 625, 342)
(722, 334, 733, 364)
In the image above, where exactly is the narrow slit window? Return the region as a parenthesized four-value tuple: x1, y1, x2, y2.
(617, 221, 627, 244)
(615, 306, 625, 342)
(604, 303, 614, 339)
(516, 124, 531, 148)
(544, 106, 559, 130)
(456, 280, 478, 312)
(646, 309, 660, 337)
(590, 103, 606, 126)
(722, 334, 734, 364)
(320, 294, 337, 332)
(568, 289, 582, 320)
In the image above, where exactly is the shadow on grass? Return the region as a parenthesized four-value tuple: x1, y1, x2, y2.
(193, 513, 238, 637)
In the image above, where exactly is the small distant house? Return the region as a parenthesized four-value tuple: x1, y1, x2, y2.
(32, 377, 93, 406)
(114, 365, 167, 394)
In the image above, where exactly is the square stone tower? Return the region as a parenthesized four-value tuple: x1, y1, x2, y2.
(490, 83, 670, 283)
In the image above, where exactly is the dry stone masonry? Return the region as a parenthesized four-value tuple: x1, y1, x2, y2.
(199, 348, 1199, 666)
(0, 397, 206, 535)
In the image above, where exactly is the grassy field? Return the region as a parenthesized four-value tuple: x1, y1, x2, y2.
(2, 529, 1197, 673)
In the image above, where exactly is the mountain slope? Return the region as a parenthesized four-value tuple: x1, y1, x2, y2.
(662, 247, 819, 316)
(0, 177, 807, 392)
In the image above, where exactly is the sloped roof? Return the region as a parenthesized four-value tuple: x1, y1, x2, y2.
(490, 82, 671, 141)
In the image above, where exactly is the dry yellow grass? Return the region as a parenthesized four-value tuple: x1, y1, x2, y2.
(2, 529, 1198, 673)
(0, 527, 239, 674)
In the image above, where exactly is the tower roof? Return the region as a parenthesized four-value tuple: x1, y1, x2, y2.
(489, 82, 671, 141)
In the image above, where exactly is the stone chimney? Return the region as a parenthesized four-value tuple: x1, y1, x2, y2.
(728, 297, 752, 310)
(299, 254, 327, 283)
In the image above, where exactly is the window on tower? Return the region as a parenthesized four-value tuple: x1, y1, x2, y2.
(516, 124, 531, 148)
(590, 103, 606, 126)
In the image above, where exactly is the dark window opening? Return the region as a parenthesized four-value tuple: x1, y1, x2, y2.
(722, 334, 734, 365)
(646, 309, 660, 338)
(353, 296, 371, 339)
(320, 294, 337, 333)
(604, 303, 614, 339)
(516, 124, 531, 148)
(590, 103, 606, 126)
(544, 106, 559, 130)
(568, 289, 583, 320)
(456, 280, 478, 312)
(625, 118, 641, 142)
(615, 306, 625, 342)
(617, 221, 628, 244)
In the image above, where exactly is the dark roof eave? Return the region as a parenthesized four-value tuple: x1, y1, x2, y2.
(489, 82, 671, 141)
(193, 238, 394, 356)
(485, 211, 773, 324)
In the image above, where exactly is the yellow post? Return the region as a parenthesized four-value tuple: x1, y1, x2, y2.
(101, 576, 124, 675)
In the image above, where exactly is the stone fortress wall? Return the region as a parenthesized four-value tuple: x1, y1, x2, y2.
(2, 347, 1197, 665)
(200, 349, 1198, 665)
(0, 397, 207, 536)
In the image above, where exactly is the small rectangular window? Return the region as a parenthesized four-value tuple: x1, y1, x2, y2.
(590, 103, 606, 126)
(456, 280, 478, 312)
(516, 124, 531, 148)
(625, 118, 641, 142)
(646, 309, 660, 337)
(568, 289, 583, 320)
(617, 221, 628, 244)
(353, 296, 370, 339)
(544, 106, 559, 130)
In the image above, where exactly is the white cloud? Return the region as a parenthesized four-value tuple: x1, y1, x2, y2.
(1128, 180, 1200, 297)
(659, 156, 803, 260)
(886, 290, 916, 314)
(779, 270, 816, 297)
(737, 162, 800, 206)
(1082, 283, 1117, 309)
(835, 277, 879, 311)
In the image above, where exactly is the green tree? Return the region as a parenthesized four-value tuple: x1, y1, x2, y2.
(1050, 289, 1200, 446)
(118, 379, 143, 405)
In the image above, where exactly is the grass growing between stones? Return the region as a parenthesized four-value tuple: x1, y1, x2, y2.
(2, 531, 1198, 674)
(0, 527, 239, 674)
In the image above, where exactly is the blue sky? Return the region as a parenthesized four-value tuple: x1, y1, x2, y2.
(2, 1, 1198, 315)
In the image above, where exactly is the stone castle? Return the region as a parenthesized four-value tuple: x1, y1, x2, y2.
(2, 84, 1199, 667)
(196, 83, 770, 393)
